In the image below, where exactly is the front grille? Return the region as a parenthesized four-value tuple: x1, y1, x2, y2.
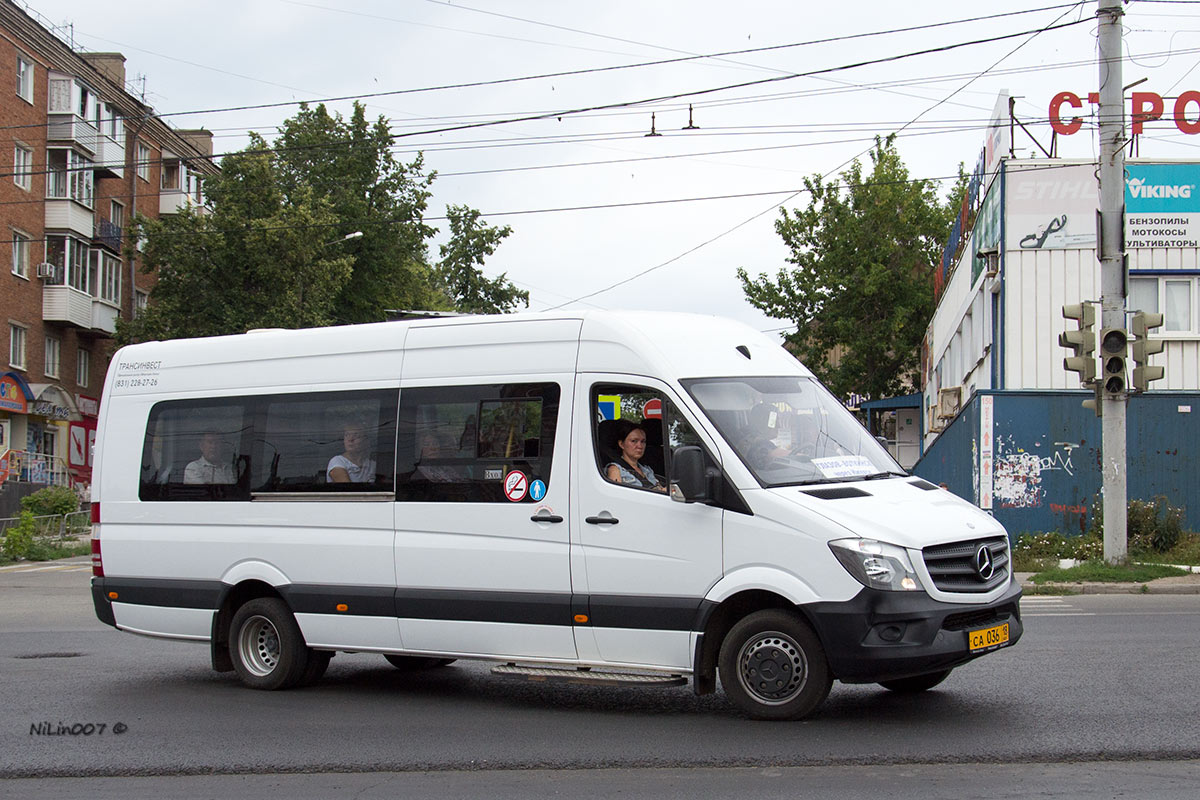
(922, 536, 1010, 594)
(943, 603, 1018, 631)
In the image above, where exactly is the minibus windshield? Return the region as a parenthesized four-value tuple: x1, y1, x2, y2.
(682, 376, 905, 488)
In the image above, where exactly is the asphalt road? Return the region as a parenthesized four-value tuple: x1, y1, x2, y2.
(3, 558, 1200, 796)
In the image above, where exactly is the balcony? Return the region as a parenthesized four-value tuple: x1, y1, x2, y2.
(94, 219, 123, 253)
(45, 200, 94, 239)
(42, 285, 118, 336)
(47, 115, 97, 155)
(94, 133, 125, 179)
(159, 189, 206, 216)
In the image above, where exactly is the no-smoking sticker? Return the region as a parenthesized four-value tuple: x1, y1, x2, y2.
(504, 470, 528, 502)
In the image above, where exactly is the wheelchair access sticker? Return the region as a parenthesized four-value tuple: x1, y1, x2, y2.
(504, 470, 528, 501)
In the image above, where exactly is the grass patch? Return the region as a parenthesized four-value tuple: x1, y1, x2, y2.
(0, 539, 89, 565)
(1032, 560, 1188, 584)
(1132, 532, 1200, 566)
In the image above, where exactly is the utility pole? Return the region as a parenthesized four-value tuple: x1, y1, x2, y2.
(1097, 0, 1127, 563)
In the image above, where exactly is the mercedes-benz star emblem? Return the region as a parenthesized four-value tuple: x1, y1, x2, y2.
(974, 544, 995, 580)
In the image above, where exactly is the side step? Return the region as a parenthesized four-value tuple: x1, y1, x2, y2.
(491, 664, 687, 687)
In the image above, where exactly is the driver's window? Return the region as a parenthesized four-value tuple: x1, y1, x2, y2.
(593, 384, 668, 493)
(592, 383, 715, 500)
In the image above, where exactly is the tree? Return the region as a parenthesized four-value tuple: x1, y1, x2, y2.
(436, 205, 528, 314)
(117, 140, 352, 344)
(273, 103, 442, 322)
(738, 136, 958, 402)
(120, 103, 527, 344)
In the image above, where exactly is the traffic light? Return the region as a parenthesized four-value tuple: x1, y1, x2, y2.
(1099, 327, 1128, 396)
(1131, 311, 1166, 391)
(1060, 303, 1097, 386)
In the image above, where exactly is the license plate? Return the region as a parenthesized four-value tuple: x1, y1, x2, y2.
(968, 622, 1009, 652)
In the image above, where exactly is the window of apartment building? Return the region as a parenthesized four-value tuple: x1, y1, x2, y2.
(161, 160, 180, 190)
(136, 142, 151, 182)
(77, 84, 94, 122)
(46, 149, 94, 206)
(47, 76, 71, 113)
(1130, 275, 1198, 334)
(188, 172, 203, 204)
(110, 200, 125, 230)
(16, 54, 34, 103)
(90, 249, 121, 304)
(44, 335, 60, 379)
(9, 324, 27, 370)
(11, 231, 30, 279)
(13, 144, 32, 190)
(135, 290, 148, 312)
(46, 235, 89, 292)
(76, 348, 90, 388)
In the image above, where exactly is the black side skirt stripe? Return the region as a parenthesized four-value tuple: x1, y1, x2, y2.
(96, 577, 711, 632)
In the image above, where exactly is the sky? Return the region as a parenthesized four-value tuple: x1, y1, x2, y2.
(28, 0, 1200, 337)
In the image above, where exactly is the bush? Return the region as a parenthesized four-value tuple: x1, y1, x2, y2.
(2, 511, 36, 560)
(1088, 494, 1187, 555)
(20, 485, 81, 517)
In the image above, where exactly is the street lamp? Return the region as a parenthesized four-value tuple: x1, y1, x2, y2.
(324, 231, 363, 247)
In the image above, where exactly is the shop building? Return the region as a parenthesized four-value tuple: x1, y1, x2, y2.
(913, 102, 1200, 536)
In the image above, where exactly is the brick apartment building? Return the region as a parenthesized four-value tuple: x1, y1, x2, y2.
(1, 0, 217, 511)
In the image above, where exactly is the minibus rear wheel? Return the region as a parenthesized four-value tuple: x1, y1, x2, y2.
(718, 609, 832, 720)
(230, 598, 310, 690)
(878, 669, 952, 693)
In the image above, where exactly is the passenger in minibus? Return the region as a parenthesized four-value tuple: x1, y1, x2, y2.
(605, 421, 667, 492)
(327, 423, 377, 483)
(183, 432, 235, 484)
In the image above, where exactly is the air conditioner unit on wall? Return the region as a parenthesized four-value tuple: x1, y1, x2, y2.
(36, 262, 55, 279)
(937, 386, 962, 420)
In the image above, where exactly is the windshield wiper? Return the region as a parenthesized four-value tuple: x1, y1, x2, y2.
(862, 470, 908, 480)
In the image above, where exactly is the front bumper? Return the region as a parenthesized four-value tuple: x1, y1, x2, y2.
(802, 580, 1023, 683)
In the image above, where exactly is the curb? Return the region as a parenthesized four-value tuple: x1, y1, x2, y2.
(1021, 581, 1200, 595)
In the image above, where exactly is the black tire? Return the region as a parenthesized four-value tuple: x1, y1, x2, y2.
(718, 609, 832, 720)
(299, 650, 333, 687)
(384, 654, 457, 671)
(878, 669, 952, 693)
(229, 597, 309, 690)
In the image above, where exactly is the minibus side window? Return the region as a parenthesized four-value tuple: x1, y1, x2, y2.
(396, 382, 559, 503)
(139, 400, 250, 501)
(252, 389, 397, 493)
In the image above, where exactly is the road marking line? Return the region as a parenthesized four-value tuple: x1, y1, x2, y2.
(1024, 612, 1095, 617)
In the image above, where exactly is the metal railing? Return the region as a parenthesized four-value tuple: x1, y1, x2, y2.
(0, 450, 72, 487)
(0, 510, 89, 543)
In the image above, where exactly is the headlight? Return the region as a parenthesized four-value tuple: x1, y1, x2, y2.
(829, 538, 921, 592)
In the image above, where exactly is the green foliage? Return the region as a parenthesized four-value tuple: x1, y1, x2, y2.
(738, 136, 959, 401)
(2, 511, 36, 559)
(20, 485, 81, 517)
(1088, 494, 1188, 554)
(436, 205, 527, 314)
(1031, 561, 1187, 584)
(120, 102, 524, 345)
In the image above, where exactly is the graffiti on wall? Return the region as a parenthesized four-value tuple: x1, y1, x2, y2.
(992, 438, 1078, 509)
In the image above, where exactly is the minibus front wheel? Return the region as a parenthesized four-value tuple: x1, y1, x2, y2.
(718, 609, 832, 720)
(230, 598, 311, 690)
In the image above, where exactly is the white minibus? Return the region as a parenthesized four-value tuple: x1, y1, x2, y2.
(90, 311, 1020, 720)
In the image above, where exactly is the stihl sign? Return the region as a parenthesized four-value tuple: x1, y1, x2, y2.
(1049, 90, 1200, 135)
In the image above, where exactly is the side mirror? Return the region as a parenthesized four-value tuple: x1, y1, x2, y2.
(671, 446, 710, 503)
(875, 435, 889, 449)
